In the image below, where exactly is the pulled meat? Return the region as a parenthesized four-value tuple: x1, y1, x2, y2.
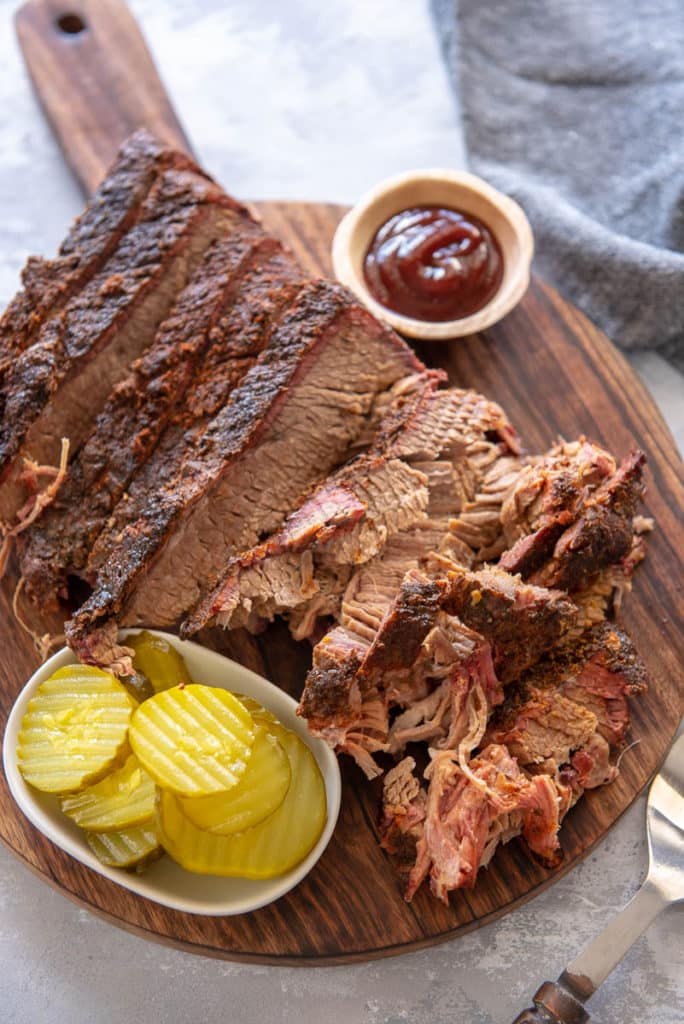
(397, 745, 561, 902)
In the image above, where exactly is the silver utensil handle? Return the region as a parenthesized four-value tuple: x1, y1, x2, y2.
(511, 879, 668, 1023)
(562, 877, 668, 996)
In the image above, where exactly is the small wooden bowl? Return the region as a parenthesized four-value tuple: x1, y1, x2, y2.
(332, 169, 534, 340)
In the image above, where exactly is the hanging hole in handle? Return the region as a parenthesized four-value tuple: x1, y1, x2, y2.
(55, 13, 87, 35)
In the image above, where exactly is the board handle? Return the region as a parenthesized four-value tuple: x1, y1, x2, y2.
(15, 0, 193, 196)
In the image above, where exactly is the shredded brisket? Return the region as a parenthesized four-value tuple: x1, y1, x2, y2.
(295, 378, 523, 774)
(381, 623, 647, 901)
(396, 744, 562, 902)
(526, 451, 646, 592)
(498, 439, 621, 579)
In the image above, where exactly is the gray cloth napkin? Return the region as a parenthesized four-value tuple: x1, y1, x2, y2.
(431, 0, 684, 368)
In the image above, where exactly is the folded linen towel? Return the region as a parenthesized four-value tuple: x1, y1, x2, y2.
(431, 0, 684, 367)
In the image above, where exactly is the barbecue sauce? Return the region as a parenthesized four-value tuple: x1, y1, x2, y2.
(363, 206, 503, 322)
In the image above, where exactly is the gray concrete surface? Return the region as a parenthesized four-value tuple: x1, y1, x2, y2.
(0, 2, 681, 1022)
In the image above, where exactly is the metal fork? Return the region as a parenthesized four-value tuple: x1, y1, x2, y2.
(512, 729, 684, 1023)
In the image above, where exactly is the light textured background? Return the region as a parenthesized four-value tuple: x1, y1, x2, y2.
(0, 2, 681, 1022)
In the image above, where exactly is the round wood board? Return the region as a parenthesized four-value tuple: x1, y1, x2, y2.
(0, 201, 682, 966)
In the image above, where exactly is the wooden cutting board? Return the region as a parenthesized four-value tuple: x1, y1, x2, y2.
(1, 0, 682, 965)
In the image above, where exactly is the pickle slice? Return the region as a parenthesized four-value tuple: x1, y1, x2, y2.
(86, 819, 162, 870)
(129, 684, 255, 797)
(157, 725, 327, 878)
(121, 673, 155, 704)
(17, 665, 135, 794)
(180, 726, 291, 835)
(233, 694, 277, 724)
(61, 754, 156, 831)
(129, 631, 192, 694)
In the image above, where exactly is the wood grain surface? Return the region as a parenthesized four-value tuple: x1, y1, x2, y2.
(5, 0, 683, 966)
(15, 0, 193, 193)
(0, 200, 682, 964)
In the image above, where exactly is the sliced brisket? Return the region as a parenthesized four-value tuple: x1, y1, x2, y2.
(0, 131, 210, 372)
(185, 375, 519, 639)
(66, 282, 422, 660)
(369, 379, 520, 463)
(184, 452, 429, 636)
(0, 167, 242, 523)
(87, 240, 308, 574)
(19, 224, 280, 607)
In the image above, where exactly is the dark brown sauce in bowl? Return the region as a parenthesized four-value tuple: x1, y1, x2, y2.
(363, 206, 503, 322)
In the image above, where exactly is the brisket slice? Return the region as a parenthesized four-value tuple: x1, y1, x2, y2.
(439, 450, 525, 561)
(360, 571, 448, 685)
(486, 622, 647, 763)
(375, 380, 523, 546)
(86, 240, 307, 574)
(370, 377, 520, 462)
(0, 168, 243, 523)
(497, 438, 618, 578)
(378, 567, 577, 754)
(183, 453, 429, 636)
(440, 565, 579, 683)
(0, 131, 210, 372)
(184, 374, 519, 638)
(525, 451, 646, 592)
(66, 282, 422, 660)
(19, 224, 278, 607)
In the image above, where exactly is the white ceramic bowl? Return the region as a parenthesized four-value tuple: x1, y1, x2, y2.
(2, 631, 342, 916)
(332, 168, 534, 340)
